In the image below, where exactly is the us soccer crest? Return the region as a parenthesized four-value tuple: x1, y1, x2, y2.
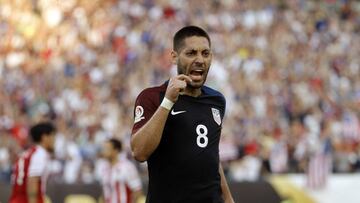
(211, 108, 221, 125)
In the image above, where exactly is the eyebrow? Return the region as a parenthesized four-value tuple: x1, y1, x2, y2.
(185, 48, 210, 52)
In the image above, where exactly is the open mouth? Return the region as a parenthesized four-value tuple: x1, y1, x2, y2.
(189, 69, 204, 81)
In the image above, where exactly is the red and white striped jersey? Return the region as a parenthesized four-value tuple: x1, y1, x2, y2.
(9, 145, 50, 203)
(101, 157, 142, 203)
(307, 153, 331, 189)
(306, 137, 332, 189)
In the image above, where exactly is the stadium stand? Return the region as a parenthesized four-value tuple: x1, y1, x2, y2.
(0, 0, 359, 202)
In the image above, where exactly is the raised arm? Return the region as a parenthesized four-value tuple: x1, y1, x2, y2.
(131, 75, 191, 162)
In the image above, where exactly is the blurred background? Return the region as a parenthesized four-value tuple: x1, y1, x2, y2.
(0, 0, 359, 202)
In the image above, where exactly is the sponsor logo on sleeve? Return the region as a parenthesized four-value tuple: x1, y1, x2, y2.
(134, 106, 145, 123)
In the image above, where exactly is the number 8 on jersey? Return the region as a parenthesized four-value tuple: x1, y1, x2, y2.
(196, 124, 208, 148)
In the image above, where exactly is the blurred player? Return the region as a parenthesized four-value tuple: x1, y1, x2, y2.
(9, 121, 56, 203)
(131, 26, 234, 203)
(101, 138, 143, 203)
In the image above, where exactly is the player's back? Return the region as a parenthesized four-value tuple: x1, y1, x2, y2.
(9, 146, 48, 203)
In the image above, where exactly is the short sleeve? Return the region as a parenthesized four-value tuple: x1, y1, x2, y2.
(124, 162, 142, 191)
(132, 88, 160, 134)
(221, 95, 226, 120)
(28, 149, 48, 177)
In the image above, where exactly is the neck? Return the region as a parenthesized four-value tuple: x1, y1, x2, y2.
(183, 86, 202, 97)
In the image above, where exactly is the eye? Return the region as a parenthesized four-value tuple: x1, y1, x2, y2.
(202, 51, 210, 57)
(186, 50, 197, 56)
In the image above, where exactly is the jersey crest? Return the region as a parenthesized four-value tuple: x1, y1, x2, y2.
(134, 106, 145, 123)
(211, 108, 221, 126)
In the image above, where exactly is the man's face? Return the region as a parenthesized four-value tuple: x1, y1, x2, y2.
(102, 141, 115, 160)
(173, 36, 212, 88)
(44, 132, 55, 153)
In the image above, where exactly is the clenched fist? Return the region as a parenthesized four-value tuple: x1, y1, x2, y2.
(165, 74, 192, 102)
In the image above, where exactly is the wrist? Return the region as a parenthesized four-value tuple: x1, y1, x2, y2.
(160, 97, 174, 110)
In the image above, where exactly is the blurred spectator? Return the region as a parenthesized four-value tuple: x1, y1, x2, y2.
(0, 131, 20, 182)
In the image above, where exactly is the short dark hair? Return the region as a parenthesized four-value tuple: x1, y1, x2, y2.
(108, 138, 122, 152)
(173, 25, 211, 52)
(30, 122, 56, 143)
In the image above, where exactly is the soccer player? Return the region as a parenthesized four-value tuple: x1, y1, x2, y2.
(131, 26, 234, 203)
(9, 122, 56, 203)
(101, 138, 143, 203)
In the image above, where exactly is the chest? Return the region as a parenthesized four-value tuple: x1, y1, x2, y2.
(170, 96, 222, 126)
(162, 97, 223, 152)
(103, 166, 126, 185)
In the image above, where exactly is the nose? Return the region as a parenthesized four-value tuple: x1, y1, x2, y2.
(194, 53, 205, 64)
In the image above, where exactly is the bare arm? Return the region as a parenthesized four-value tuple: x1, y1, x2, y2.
(27, 176, 40, 203)
(219, 164, 234, 203)
(131, 106, 170, 162)
(131, 75, 192, 162)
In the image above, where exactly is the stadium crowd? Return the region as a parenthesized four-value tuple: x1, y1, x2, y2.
(0, 0, 359, 184)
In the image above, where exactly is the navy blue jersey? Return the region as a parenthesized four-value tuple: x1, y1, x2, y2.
(132, 81, 226, 203)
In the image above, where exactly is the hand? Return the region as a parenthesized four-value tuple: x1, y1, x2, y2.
(165, 74, 192, 102)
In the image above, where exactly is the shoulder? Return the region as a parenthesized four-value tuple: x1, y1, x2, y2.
(134, 83, 167, 107)
(202, 85, 226, 105)
(28, 146, 49, 177)
(136, 83, 167, 100)
(31, 146, 48, 161)
(28, 146, 48, 168)
(202, 85, 225, 97)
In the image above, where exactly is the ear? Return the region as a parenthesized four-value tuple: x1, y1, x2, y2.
(171, 50, 178, 65)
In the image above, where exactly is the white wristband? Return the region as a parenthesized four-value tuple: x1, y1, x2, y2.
(160, 97, 174, 110)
